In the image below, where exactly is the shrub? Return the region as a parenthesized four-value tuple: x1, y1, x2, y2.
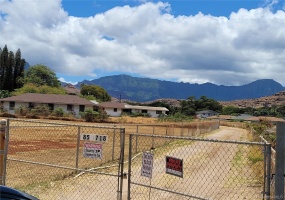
(52, 108, 65, 117)
(15, 105, 29, 116)
(0, 103, 7, 113)
(80, 108, 99, 122)
(30, 105, 51, 117)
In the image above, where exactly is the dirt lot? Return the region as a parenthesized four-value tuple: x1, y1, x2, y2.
(125, 126, 263, 200)
(19, 126, 264, 200)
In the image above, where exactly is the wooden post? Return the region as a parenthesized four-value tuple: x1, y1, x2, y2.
(0, 119, 6, 185)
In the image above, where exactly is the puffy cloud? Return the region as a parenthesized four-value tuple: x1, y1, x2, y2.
(1, 0, 285, 86)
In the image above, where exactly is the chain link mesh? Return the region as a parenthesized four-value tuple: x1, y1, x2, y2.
(5, 118, 124, 200)
(128, 134, 267, 200)
(3, 118, 266, 200)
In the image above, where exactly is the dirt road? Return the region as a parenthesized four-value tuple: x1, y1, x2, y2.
(32, 126, 264, 200)
(125, 126, 264, 200)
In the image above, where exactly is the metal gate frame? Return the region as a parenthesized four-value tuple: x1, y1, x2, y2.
(1, 118, 126, 200)
(127, 134, 272, 200)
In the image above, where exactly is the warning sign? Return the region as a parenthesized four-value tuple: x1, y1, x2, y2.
(141, 152, 154, 178)
(166, 156, 183, 178)
(83, 142, 102, 159)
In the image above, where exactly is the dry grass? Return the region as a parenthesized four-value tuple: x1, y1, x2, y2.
(3, 118, 219, 194)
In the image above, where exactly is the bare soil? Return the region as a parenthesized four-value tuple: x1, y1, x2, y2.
(124, 126, 263, 200)
(26, 126, 264, 200)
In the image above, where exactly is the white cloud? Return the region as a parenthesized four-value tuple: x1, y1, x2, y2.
(58, 77, 78, 85)
(1, 0, 285, 86)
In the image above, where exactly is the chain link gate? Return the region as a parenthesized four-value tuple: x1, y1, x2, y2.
(127, 134, 271, 200)
(2, 118, 126, 200)
(1, 119, 273, 199)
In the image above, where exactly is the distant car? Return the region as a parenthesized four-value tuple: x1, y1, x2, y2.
(0, 185, 39, 200)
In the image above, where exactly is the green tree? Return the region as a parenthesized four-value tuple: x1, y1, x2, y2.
(180, 99, 196, 116)
(24, 64, 60, 87)
(180, 96, 197, 116)
(0, 90, 11, 98)
(276, 104, 285, 117)
(12, 83, 66, 95)
(80, 84, 111, 102)
(0, 46, 25, 91)
(222, 106, 241, 115)
(14, 49, 25, 89)
(0, 45, 9, 89)
(242, 107, 256, 115)
(3, 51, 15, 91)
(195, 96, 222, 112)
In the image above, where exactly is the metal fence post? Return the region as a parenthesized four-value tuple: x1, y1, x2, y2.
(152, 126, 155, 148)
(0, 119, 7, 185)
(181, 121, 183, 136)
(75, 126, 81, 171)
(112, 128, 116, 161)
(274, 122, 285, 200)
(127, 134, 133, 200)
(265, 143, 271, 200)
(135, 125, 138, 154)
(117, 128, 125, 200)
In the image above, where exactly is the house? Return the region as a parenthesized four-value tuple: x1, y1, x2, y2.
(196, 110, 218, 119)
(208, 114, 254, 121)
(63, 84, 80, 95)
(97, 102, 168, 118)
(0, 93, 94, 117)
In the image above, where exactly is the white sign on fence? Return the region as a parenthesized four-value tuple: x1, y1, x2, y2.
(83, 142, 103, 159)
(80, 134, 108, 142)
(141, 152, 154, 178)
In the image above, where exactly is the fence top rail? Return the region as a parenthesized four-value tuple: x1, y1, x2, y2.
(259, 136, 272, 145)
(130, 133, 267, 146)
(112, 121, 219, 127)
(6, 118, 124, 130)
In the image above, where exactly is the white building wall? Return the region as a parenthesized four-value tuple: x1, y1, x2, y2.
(142, 110, 166, 118)
(104, 108, 122, 117)
(2, 102, 30, 114)
(147, 110, 160, 118)
(55, 104, 93, 117)
(2, 102, 92, 118)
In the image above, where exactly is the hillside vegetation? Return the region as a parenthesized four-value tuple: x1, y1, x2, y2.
(77, 74, 284, 102)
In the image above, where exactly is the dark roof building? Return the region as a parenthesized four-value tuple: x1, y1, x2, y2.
(0, 93, 93, 106)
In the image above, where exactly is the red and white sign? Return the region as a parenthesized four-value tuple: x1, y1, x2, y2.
(166, 156, 183, 178)
(83, 142, 102, 159)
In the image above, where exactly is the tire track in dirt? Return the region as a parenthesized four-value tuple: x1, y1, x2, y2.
(125, 126, 263, 200)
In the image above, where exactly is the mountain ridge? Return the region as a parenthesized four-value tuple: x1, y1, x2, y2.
(75, 74, 285, 102)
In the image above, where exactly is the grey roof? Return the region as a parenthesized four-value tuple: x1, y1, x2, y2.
(98, 102, 169, 111)
(98, 102, 126, 109)
(125, 104, 169, 111)
(196, 110, 217, 114)
(0, 93, 94, 106)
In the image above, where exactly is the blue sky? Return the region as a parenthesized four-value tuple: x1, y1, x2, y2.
(1, 0, 285, 86)
(62, 1, 261, 17)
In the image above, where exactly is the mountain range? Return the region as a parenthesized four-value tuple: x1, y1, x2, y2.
(75, 74, 285, 102)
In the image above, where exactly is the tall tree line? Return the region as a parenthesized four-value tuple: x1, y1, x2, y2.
(0, 45, 26, 91)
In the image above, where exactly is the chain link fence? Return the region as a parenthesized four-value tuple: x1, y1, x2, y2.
(122, 120, 220, 137)
(127, 134, 271, 200)
(4, 118, 126, 200)
(2, 118, 270, 199)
